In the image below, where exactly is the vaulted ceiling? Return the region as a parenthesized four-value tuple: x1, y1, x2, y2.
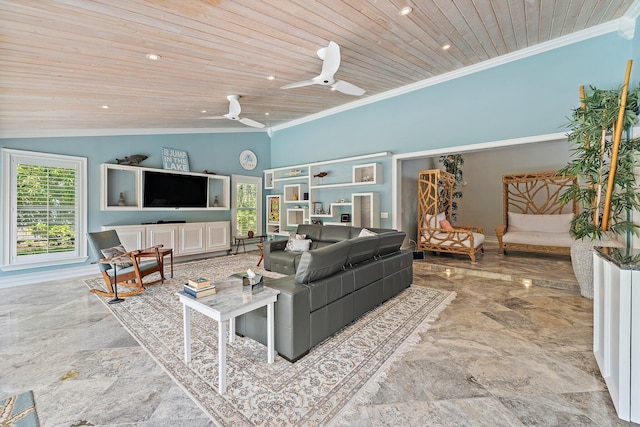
(0, 0, 636, 136)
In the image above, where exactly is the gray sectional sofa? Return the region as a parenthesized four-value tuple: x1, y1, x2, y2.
(236, 224, 413, 362)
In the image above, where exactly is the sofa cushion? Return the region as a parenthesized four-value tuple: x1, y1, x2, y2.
(285, 233, 307, 252)
(318, 225, 352, 243)
(295, 240, 351, 284)
(508, 212, 573, 233)
(296, 224, 322, 242)
(290, 238, 312, 252)
(375, 231, 406, 257)
(346, 235, 379, 266)
(358, 228, 378, 237)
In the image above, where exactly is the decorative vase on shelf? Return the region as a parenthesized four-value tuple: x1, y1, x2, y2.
(118, 192, 126, 206)
(213, 195, 219, 207)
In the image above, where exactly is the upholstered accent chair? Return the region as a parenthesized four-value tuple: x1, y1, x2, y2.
(87, 230, 164, 297)
(417, 169, 485, 263)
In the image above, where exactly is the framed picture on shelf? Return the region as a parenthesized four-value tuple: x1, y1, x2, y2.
(313, 202, 324, 215)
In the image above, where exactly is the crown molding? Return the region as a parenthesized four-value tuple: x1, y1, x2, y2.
(272, 18, 627, 134)
(625, 0, 640, 20)
(0, 127, 267, 139)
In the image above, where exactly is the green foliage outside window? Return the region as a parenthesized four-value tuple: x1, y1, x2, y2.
(16, 164, 76, 255)
(236, 183, 257, 236)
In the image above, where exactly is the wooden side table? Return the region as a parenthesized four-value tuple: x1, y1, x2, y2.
(138, 247, 174, 279)
(256, 243, 264, 267)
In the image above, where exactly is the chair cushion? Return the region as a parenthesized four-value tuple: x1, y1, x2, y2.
(421, 232, 485, 248)
(100, 245, 133, 269)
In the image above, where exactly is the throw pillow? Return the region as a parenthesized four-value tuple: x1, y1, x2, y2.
(439, 219, 453, 230)
(290, 238, 312, 252)
(100, 245, 133, 270)
(359, 228, 377, 237)
(285, 233, 307, 252)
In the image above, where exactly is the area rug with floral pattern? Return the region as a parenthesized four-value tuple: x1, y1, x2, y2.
(84, 253, 455, 426)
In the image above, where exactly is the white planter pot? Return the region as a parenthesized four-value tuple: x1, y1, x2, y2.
(571, 234, 624, 299)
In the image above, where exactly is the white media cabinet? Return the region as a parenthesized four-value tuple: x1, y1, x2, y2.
(593, 247, 639, 423)
(102, 221, 230, 257)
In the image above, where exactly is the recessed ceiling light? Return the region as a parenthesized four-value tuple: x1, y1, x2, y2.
(399, 6, 413, 16)
(201, 110, 207, 113)
(442, 44, 451, 50)
(145, 53, 162, 61)
(101, 105, 110, 109)
(267, 75, 275, 80)
(265, 112, 270, 116)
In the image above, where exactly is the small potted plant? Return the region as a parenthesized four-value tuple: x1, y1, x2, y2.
(559, 73, 640, 298)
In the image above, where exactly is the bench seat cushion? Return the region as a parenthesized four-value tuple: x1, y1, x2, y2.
(502, 231, 573, 247)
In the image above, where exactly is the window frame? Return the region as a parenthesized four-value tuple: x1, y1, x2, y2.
(231, 174, 262, 238)
(1, 148, 88, 271)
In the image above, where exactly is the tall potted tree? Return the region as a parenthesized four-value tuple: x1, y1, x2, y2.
(560, 61, 640, 298)
(439, 154, 464, 223)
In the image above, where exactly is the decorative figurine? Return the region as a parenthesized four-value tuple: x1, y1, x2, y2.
(115, 154, 148, 165)
(118, 192, 126, 206)
(213, 195, 219, 207)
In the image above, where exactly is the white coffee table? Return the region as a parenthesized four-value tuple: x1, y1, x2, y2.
(177, 278, 280, 394)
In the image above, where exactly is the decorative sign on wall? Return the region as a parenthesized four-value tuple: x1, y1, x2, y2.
(161, 147, 190, 172)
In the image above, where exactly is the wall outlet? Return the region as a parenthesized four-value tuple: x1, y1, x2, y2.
(380, 212, 389, 219)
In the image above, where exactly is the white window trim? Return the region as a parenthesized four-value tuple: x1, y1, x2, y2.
(231, 174, 262, 238)
(1, 148, 88, 271)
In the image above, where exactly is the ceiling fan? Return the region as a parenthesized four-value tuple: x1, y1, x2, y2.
(200, 95, 265, 128)
(281, 41, 366, 96)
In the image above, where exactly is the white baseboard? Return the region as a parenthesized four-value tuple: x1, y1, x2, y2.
(0, 265, 96, 289)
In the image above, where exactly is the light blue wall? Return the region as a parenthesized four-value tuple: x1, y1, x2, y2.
(271, 32, 633, 165)
(0, 132, 270, 278)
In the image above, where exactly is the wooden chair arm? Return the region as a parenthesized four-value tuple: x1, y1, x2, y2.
(99, 252, 135, 264)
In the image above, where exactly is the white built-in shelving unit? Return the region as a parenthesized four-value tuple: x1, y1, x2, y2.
(263, 152, 388, 235)
(100, 163, 230, 211)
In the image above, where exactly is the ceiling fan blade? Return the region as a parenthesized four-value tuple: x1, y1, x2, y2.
(319, 41, 340, 79)
(332, 80, 366, 96)
(199, 116, 225, 120)
(239, 117, 265, 128)
(281, 79, 316, 89)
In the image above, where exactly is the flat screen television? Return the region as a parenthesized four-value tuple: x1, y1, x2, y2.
(143, 171, 208, 208)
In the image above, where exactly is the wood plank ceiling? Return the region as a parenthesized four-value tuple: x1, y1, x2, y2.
(0, 0, 635, 135)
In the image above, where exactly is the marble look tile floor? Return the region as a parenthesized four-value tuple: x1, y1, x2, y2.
(0, 250, 637, 426)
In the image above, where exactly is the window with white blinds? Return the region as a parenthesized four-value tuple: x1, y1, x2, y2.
(2, 149, 88, 270)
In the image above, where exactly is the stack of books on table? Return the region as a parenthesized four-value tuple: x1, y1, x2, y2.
(183, 277, 216, 298)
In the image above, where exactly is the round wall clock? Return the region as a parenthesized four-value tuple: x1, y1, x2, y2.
(239, 150, 258, 170)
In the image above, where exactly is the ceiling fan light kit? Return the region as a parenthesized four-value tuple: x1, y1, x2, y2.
(200, 94, 265, 128)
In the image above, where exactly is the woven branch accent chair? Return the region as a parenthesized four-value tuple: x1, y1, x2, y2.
(87, 230, 164, 298)
(496, 171, 577, 255)
(417, 169, 485, 263)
